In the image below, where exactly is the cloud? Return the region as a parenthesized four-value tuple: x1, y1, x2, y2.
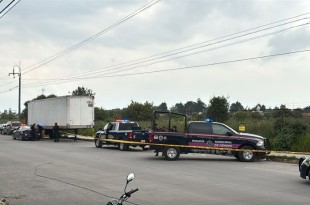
(268, 28, 310, 53)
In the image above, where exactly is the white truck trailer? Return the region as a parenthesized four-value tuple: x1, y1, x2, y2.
(28, 96, 94, 139)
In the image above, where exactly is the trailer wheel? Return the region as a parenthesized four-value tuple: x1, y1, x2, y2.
(118, 143, 128, 151)
(94, 137, 103, 148)
(238, 146, 256, 162)
(163, 147, 180, 161)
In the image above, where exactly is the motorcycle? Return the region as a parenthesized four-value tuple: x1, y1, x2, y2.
(107, 173, 139, 205)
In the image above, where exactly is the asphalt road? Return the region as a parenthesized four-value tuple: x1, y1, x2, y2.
(0, 134, 309, 205)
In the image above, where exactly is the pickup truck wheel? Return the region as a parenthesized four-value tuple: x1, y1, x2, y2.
(163, 147, 180, 161)
(238, 146, 256, 162)
(119, 143, 128, 151)
(94, 137, 103, 148)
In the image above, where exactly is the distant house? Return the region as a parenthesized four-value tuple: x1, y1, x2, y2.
(302, 112, 310, 117)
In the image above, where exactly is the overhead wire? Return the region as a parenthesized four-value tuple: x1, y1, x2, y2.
(20, 49, 310, 89)
(1, 10, 309, 93)
(20, 15, 310, 88)
(20, 21, 310, 88)
(0, 0, 21, 19)
(21, 0, 161, 75)
(76, 22, 310, 78)
(26, 13, 310, 81)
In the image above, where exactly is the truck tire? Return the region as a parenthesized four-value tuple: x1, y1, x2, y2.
(163, 147, 180, 161)
(94, 137, 103, 148)
(238, 146, 256, 162)
(118, 143, 128, 151)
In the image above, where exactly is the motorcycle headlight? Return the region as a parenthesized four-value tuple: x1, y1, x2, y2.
(256, 140, 264, 147)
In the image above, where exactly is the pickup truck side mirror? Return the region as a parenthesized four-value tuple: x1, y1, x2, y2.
(226, 131, 234, 136)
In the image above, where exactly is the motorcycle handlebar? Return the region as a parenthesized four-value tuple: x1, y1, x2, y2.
(126, 188, 139, 196)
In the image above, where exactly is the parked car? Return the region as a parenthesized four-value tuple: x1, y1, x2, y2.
(299, 157, 310, 180)
(0, 124, 7, 134)
(3, 121, 21, 135)
(12, 126, 32, 141)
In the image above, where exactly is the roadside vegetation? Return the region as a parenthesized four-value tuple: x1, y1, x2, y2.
(1, 87, 309, 153)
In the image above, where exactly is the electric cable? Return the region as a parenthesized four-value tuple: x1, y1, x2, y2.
(20, 22, 309, 88)
(19, 49, 310, 89)
(0, 0, 21, 19)
(35, 16, 310, 81)
(34, 163, 139, 205)
(20, 16, 310, 88)
(22, 0, 161, 75)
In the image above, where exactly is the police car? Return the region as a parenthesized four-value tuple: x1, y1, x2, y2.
(94, 119, 150, 151)
(150, 111, 270, 162)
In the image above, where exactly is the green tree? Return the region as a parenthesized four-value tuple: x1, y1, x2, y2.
(184, 101, 195, 116)
(230, 101, 244, 112)
(72, 86, 95, 96)
(0, 109, 17, 121)
(95, 107, 106, 121)
(156, 102, 168, 111)
(170, 102, 185, 114)
(122, 101, 155, 121)
(207, 96, 229, 122)
(195, 98, 207, 113)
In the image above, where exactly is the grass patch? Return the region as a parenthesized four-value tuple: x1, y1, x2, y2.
(266, 155, 299, 164)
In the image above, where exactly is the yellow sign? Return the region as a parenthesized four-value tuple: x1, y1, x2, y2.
(239, 123, 245, 132)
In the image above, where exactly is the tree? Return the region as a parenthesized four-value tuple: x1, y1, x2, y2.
(195, 98, 207, 113)
(184, 101, 195, 116)
(95, 107, 106, 121)
(122, 101, 155, 121)
(170, 102, 186, 114)
(156, 102, 168, 111)
(72, 86, 95, 96)
(230, 101, 244, 112)
(0, 109, 17, 121)
(206, 96, 229, 122)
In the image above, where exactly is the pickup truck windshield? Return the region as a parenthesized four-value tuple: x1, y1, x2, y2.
(119, 123, 139, 130)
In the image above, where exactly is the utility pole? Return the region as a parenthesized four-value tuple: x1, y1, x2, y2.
(9, 63, 21, 121)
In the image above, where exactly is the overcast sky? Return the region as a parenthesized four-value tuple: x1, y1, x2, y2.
(1, 0, 310, 113)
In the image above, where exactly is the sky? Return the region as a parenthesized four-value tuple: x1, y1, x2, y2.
(1, 0, 310, 113)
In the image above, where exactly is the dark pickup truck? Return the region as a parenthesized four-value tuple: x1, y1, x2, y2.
(94, 120, 150, 151)
(150, 111, 270, 162)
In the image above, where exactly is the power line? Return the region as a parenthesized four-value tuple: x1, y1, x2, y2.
(22, 0, 161, 75)
(21, 15, 309, 87)
(20, 22, 309, 88)
(0, 0, 21, 19)
(19, 49, 310, 89)
(38, 13, 310, 80)
(1, 11, 308, 88)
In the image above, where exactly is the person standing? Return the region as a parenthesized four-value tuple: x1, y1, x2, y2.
(53, 122, 59, 142)
(30, 124, 36, 141)
(37, 124, 43, 140)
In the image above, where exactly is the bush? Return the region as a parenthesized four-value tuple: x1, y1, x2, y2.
(272, 128, 296, 151)
(77, 128, 95, 136)
(290, 133, 310, 152)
